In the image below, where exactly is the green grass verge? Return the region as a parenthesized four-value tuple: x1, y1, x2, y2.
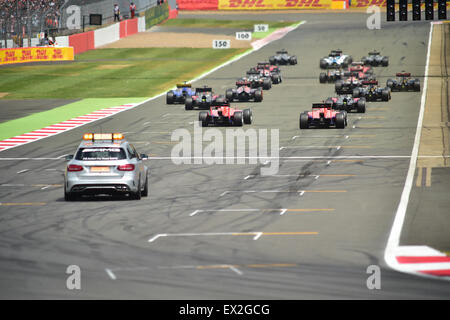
(160, 18, 296, 30)
(0, 47, 246, 100)
(0, 98, 146, 141)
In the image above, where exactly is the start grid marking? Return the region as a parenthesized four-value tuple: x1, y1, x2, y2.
(148, 231, 318, 243)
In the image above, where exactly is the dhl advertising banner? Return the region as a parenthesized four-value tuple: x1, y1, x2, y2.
(218, 0, 333, 10)
(0, 47, 74, 65)
(351, 0, 386, 8)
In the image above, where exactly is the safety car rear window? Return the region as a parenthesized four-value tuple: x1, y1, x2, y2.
(75, 148, 127, 161)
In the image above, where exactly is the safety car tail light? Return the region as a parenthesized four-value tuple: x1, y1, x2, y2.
(67, 164, 83, 172)
(117, 164, 135, 171)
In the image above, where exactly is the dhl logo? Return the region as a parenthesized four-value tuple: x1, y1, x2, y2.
(36, 49, 49, 60)
(283, 0, 328, 7)
(220, 0, 331, 9)
(228, 0, 266, 7)
(352, 0, 387, 7)
(20, 49, 33, 61)
(52, 49, 64, 59)
(3, 51, 18, 63)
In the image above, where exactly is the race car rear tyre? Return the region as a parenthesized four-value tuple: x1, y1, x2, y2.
(382, 57, 389, 67)
(234, 111, 243, 126)
(226, 89, 234, 101)
(414, 80, 420, 92)
(335, 81, 343, 94)
(269, 57, 275, 65)
(185, 97, 193, 110)
(299, 113, 309, 129)
(352, 88, 360, 98)
(290, 56, 297, 65)
(319, 73, 327, 83)
(382, 89, 390, 101)
(243, 109, 252, 124)
(199, 112, 208, 127)
(386, 79, 394, 89)
(357, 99, 366, 113)
(320, 59, 327, 69)
(166, 92, 174, 104)
(263, 79, 272, 90)
(255, 90, 263, 102)
(335, 113, 346, 129)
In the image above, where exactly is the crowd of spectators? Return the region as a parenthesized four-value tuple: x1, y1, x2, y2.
(0, 0, 65, 33)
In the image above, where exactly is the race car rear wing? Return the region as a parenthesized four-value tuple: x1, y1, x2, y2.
(196, 87, 212, 93)
(396, 72, 411, 77)
(212, 100, 229, 106)
(362, 80, 378, 85)
(312, 103, 333, 109)
(176, 83, 191, 88)
(236, 80, 251, 86)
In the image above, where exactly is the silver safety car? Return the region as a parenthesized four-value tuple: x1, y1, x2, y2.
(64, 133, 149, 201)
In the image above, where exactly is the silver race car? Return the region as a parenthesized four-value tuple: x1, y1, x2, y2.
(269, 49, 297, 65)
(64, 133, 149, 201)
(361, 51, 389, 67)
(320, 49, 353, 69)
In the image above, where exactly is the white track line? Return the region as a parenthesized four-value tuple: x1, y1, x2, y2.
(383, 22, 448, 281)
(105, 268, 117, 280)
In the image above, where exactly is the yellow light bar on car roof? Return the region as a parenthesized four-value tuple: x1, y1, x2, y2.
(82, 133, 124, 141)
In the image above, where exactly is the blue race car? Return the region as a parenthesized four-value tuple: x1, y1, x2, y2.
(166, 82, 195, 104)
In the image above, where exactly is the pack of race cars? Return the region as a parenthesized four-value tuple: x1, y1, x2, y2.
(300, 49, 420, 129)
(165, 49, 297, 127)
(165, 49, 421, 130)
(65, 49, 422, 201)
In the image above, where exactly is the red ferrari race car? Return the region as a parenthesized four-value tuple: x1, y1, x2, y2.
(226, 80, 263, 102)
(255, 62, 282, 84)
(347, 62, 373, 77)
(198, 103, 252, 127)
(299, 103, 347, 129)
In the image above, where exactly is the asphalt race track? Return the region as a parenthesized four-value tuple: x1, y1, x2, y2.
(0, 12, 449, 299)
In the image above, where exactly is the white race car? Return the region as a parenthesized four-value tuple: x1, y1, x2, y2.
(320, 49, 353, 69)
